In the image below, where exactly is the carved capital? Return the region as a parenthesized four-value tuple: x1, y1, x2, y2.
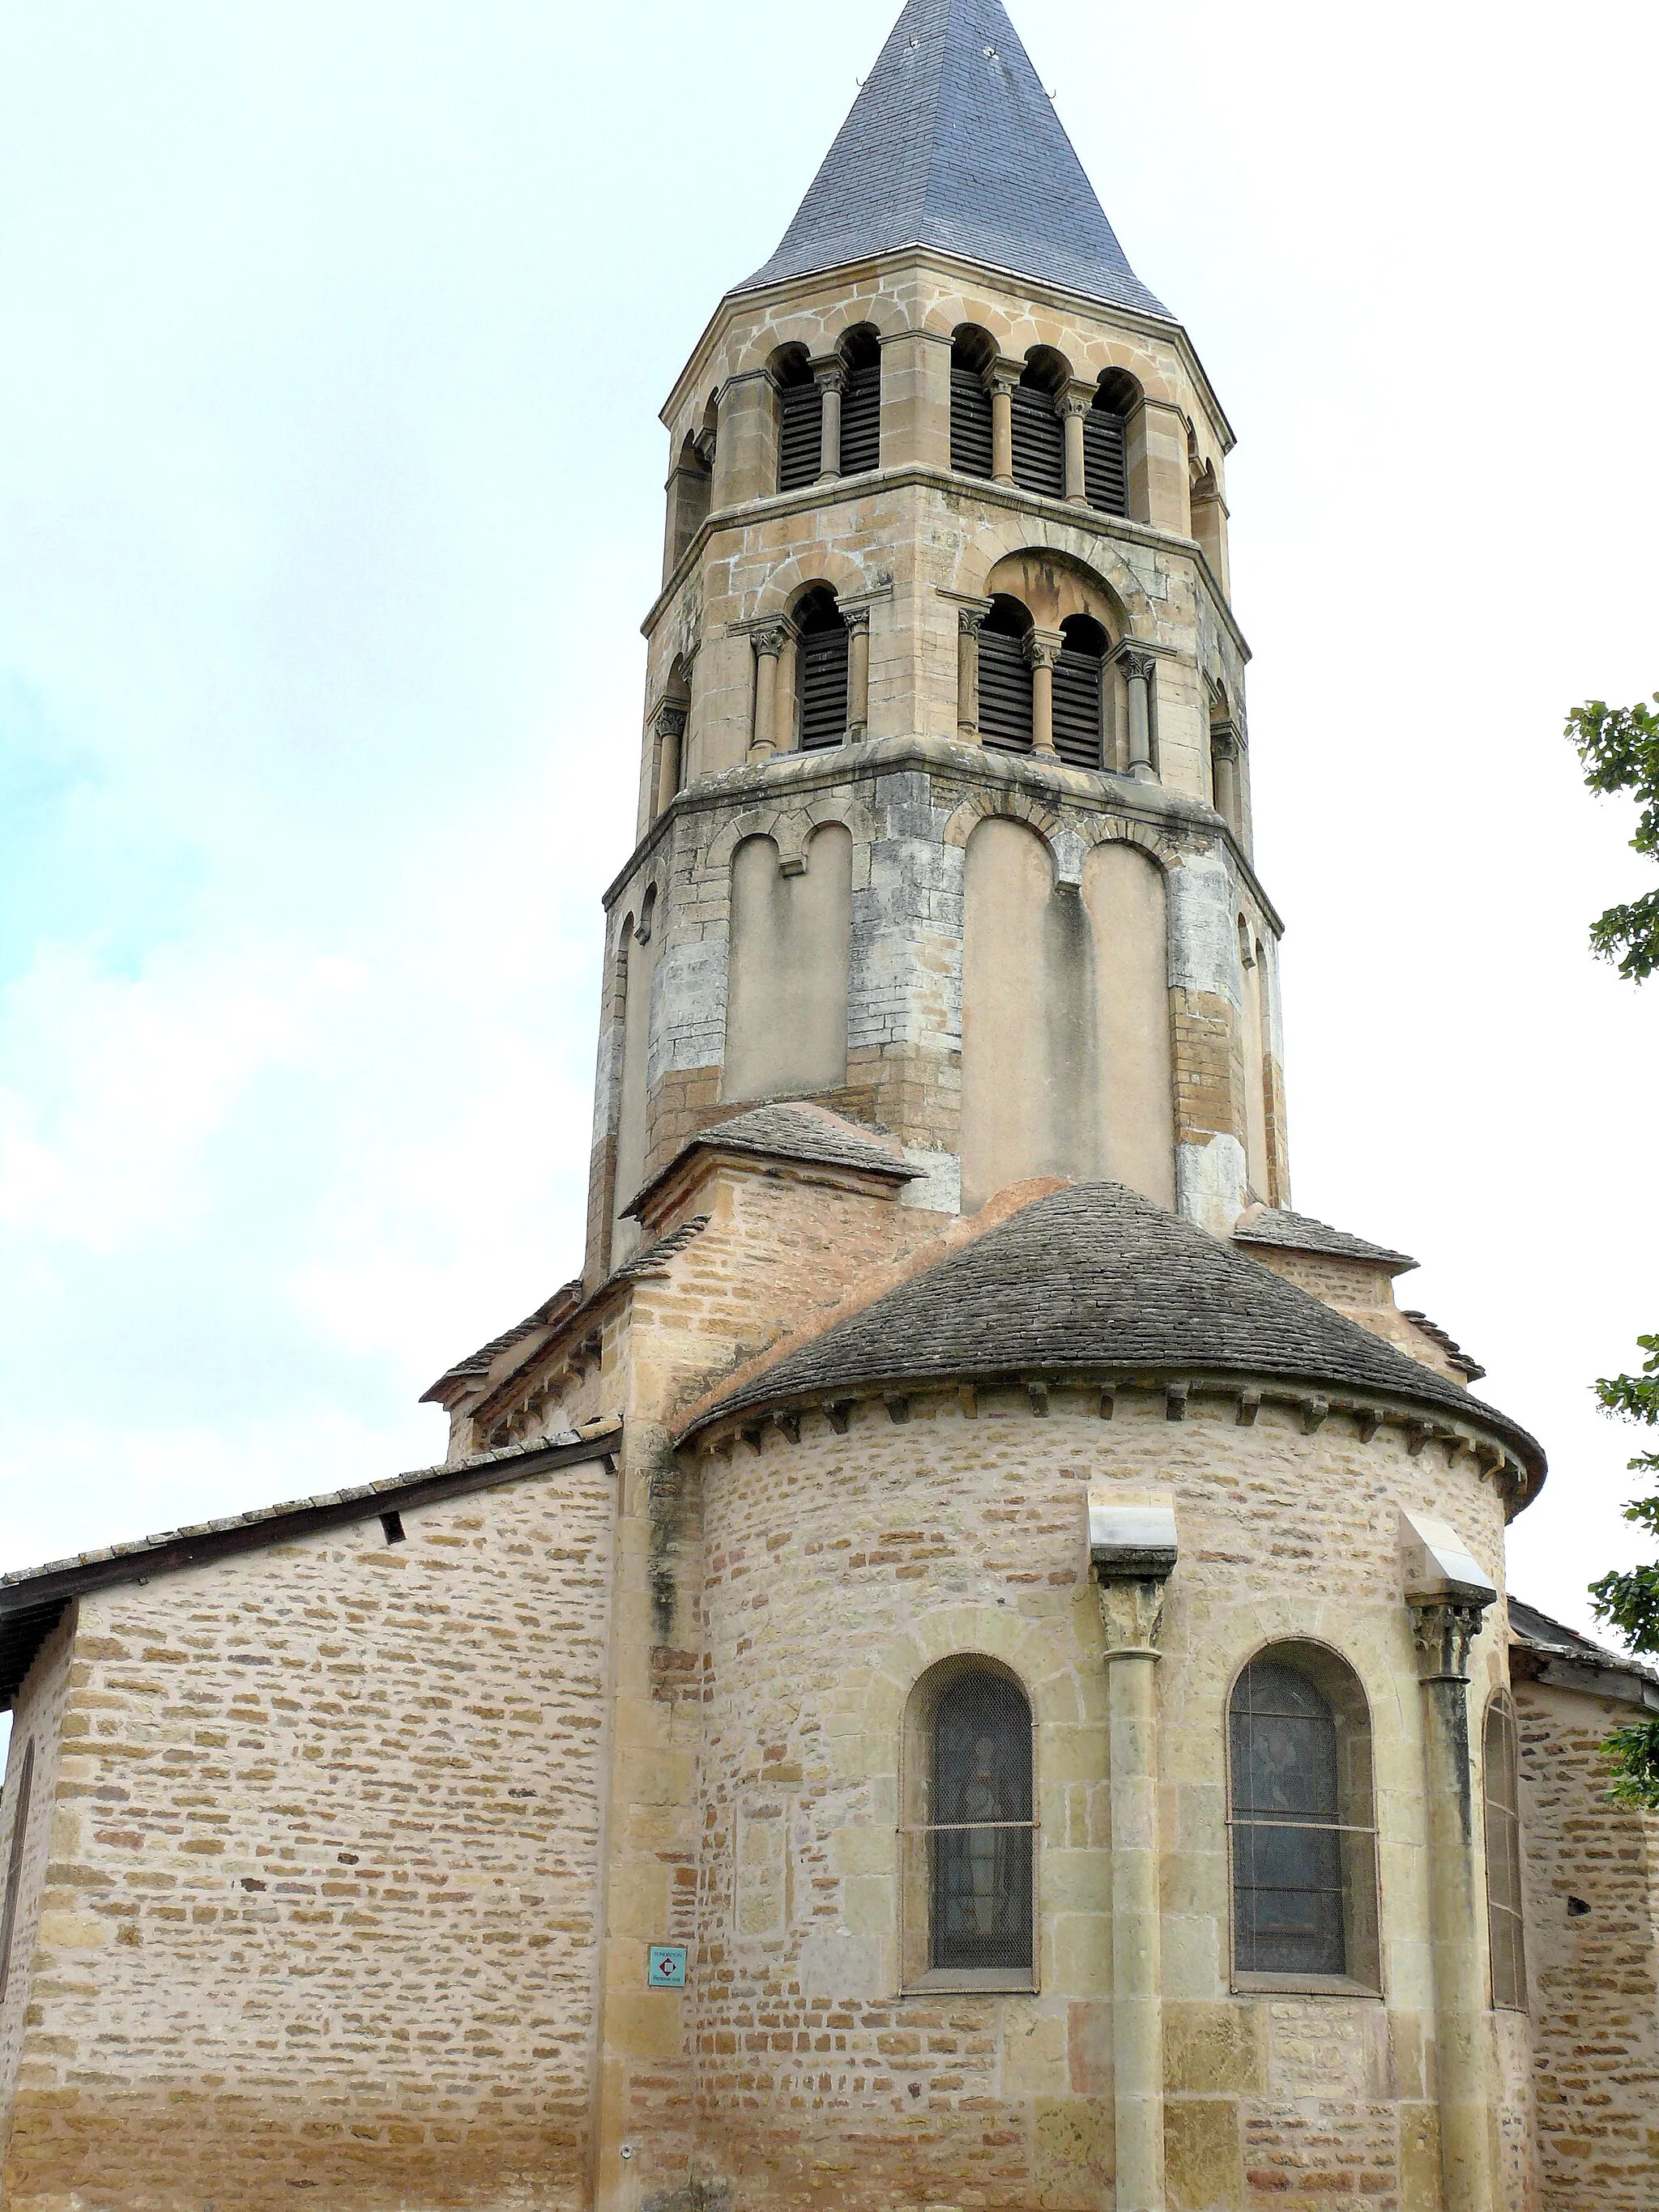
(987, 359, 1022, 397)
(957, 605, 988, 637)
(1024, 631, 1064, 671)
(751, 621, 788, 660)
(1098, 1575, 1167, 1657)
(1057, 384, 1093, 420)
(1209, 718, 1239, 759)
(1118, 647, 1158, 686)
(842, 603, 872, 635)
(1410, 1595, 1491, 1683)
(811, 357, 847, 394)
(652, 701, 688, 739)
(693, 426, 717, 469)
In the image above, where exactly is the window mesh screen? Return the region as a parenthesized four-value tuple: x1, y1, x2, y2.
(1484, 1700, 1528, 2010)
(929, 1673, 1034, 1971)
(1230, 1660, 1347, 1975)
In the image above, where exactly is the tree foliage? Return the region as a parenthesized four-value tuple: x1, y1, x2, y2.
(1564, 693, 1659, 981)
(1567, 697, 1659, 1804)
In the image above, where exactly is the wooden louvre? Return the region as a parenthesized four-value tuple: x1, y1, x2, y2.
(778, 381, 821, 492)
(839, 360, 881, 474)
(1083, 407, 1128, 515)
(1010, 385, 1064, 498)
(798, 622, 850, 749)
(977, 628, 1034, 751)
(1052, 639, 1104, 768)
(950, 367, 994, 477)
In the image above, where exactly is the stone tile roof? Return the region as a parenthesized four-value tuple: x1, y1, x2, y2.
(740, 0, 1167, 318)
(1510, 1596, 1659, 1700)
(419, 1277, 582, 1404)
(1400, 1309, 1486, 1383)
(683, 1181, 1544, 1483)
(0, 1423, 621, 1711)
(1232, 1204, 1418, 1273)
(624, 1101, 918, 1221)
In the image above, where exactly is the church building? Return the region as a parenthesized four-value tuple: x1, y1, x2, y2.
(2, 2, 1657, 2207)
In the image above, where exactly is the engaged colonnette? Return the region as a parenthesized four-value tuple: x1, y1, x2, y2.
(2, 3, 1656, 2210)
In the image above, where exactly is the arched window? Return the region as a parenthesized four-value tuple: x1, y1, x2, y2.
(0, 1738, 36, 2005)
(1484, 1694, 1527, 2010)
(663, 433, 713, 574)
(902, 1660, 1035, 1985)
(1085, 370, 1137, 516)
(795, 588, 849, 750)
(1011, 350, 1066, 498)
(949, 326, 996, 478)
(1053, 614, 1108, 768)
(774, 346, 819, 492)
(1229, 1647, 1379, 1988)
(977, 596, 1034, 752)
(838, 324, 881, 476)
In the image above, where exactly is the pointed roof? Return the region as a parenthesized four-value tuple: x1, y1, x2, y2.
(678, 1181, 1545, 1489)
(742, 0, 1166, 318)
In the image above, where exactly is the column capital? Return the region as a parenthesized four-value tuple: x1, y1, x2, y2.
(1117, 646, 1158, 684)
(1089, 1494, 1177, 1656)
(1024, 629, 1064, 670)
(693, 425, 717, 469)
(810, 356, 847, 392)
(987, 358, 1022, 397)
(1057, 382, 1094, 419)
(842, 603, 871, 634)
(1209, 717, 1240, 758)
(957, 604, 988, 637)
(751, 620, 789, 659)
(1409, 1595, 1492, 1683)
(651, 701, 688, 739)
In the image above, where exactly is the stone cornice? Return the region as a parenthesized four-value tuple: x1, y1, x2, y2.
(642, 464, 1251, 666)
(600, 731, 1285, 936)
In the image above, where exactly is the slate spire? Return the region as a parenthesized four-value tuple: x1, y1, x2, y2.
(743, 0, 1166, 318)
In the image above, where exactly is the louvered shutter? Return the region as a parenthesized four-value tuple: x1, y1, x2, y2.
(778, 382, 821, 492)
(1083, 407, 1128, 515)
(950, 368, 994, 477)
(1052, 641, 1103, 768)
(799, 625, 849, 749)
(839, 360, 881, 475)
(977, 629, 1034, 752)
(1010, 386, 1064, 498)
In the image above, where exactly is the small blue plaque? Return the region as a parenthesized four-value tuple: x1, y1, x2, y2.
(647, 1943, 687, 1988)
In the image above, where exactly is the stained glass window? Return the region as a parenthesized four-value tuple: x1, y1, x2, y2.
(1230, 1658, 1350, 1976)
(928, 1671, 1034, 1972)
(1484, 1697, 1527, 2010)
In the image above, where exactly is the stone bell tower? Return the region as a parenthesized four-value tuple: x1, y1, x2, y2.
(588, 0, 1283, 1277)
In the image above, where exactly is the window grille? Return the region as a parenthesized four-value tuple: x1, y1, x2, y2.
(978, 616, 1034, 752)
(778, 379, 821, 492)
(1052, 633, 1105, 768)
(1084, 405, 1128, 515)
(950, 367, 994, 477)
(1229, 1658, 1374, 1979)
(926, 1673, 1034, 1972)
(1010, 383, 1064, 499)
(0, 1739, 36, 2005)
(839, 360, 881, 475)
(1484, 1697, 1527, 2010)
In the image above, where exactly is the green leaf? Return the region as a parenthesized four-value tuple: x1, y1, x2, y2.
(1603, 1717, 1659, 1809)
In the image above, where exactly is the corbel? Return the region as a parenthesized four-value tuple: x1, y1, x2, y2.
(885, 1396, 911, 1426)
(824, 1400, 852, 1435)
(1301, 1397, 1329, 1435)
(740, 1424, 766, 1456)
(774, 1412, 800, 1445)
(957, 1384, 979, 1420)
(1164, 1383, 1189, 1421)
(1354, 1407, 1384, 1443)
(1235, 1387, 1261, 1427)
(1026, 1381, 1050, 1417)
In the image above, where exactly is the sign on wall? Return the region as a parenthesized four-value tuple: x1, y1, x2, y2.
(646, 1944, 687, 1988)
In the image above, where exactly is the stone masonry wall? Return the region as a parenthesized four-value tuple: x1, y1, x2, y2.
(0, 1461, 616, 2212)
(596, 1386, 1526, 2212)
(0, 1605, 76, 2137)
(1514, 1675, 1659, 2211)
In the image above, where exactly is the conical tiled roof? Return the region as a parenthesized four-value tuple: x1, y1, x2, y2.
(680, 1182, 1545, 1485)
(741, 0, 1166, 318)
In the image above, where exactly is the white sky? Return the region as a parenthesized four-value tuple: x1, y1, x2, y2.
(2, 0, 1656, 1707)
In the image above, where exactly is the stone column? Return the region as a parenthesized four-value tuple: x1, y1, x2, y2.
(1209, 722, 1239, 830)
(1060, 384, 1092, 504)
(812, 358, 845, 484)
(749, 622, 787, 761)
(957, 605, 987, 735)
(1120, 648, 1157, 782)
(1090, 1496, 1177, 2212)
(1402, 1512, 1498, 2212)
(844, 604, 870, 739)
(1026, 631, 1063, 755)
(988, 361, 1019, 485)
(652, 701, 687, 814)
